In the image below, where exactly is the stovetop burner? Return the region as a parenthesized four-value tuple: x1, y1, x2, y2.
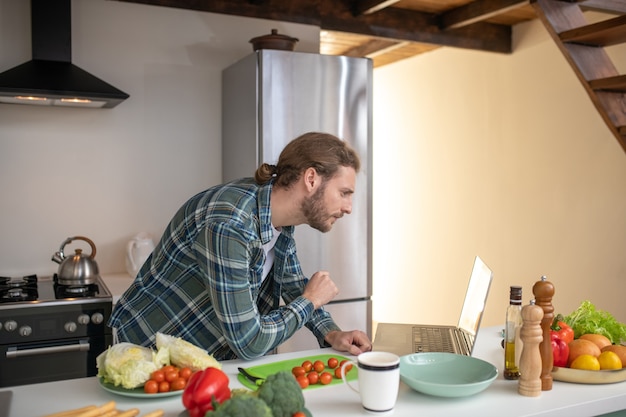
(54, 282, 100, 299)
(0, 275, 38, 303)
(0, 274, 112, 306)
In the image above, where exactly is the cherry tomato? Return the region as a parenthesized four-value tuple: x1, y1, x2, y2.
(143, 380, 158, 394)
(301, 360, 313, 373)
(340, 359, 353, 372)
(150, 370, 165, 383)
(292, 366, 306, 378)
(307, 371, 319, 385)
(179, 367, 193, 380)
(162, 365, 177, 374)
(313, 360, 325, 373)
(334, 367, 343, 379)
(293, 412, 306, 417)
(296, 375, 309, 389)
(170, 377, 187, 391)
(158, 381, 170, 392)
(328, 357, 339, 369)
(165, 370, 180, 383)
(319, 371, 333, 385)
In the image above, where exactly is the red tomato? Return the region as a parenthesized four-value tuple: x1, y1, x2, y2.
(150, 370, 165, 383)
(143, 380, 158, 394)
(307, 371, 319, 385)
(334, 367, 343, 379)
(327, 357, 339, 369)
(340, 359, 353, 372)
(158, 381, 171, 392)
(292, 366, 306, 378)
(301, 360, 313, 373)
(296, 375, 309, 389)
(313, 360, 325, 373)
(179, 367, 193, 380)
(293, 412, 306, 417)
(319, 371, 333, 385)
(162, 365, 177, 374)
(170, 377, 187, 391)
(165, 370, 180, 383)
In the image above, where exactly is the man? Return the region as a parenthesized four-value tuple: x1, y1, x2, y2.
(109, 132, 372, 360)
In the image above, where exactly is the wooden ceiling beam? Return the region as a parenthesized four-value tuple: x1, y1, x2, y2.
(351, 0, 401, 16)
(441, 0, 530, 30)
(319, 4, 512, 53)
(116, 0, 512, 54)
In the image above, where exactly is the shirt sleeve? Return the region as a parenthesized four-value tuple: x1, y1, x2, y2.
(195, 219, 313, 359)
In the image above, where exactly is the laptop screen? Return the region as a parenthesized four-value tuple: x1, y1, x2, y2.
(457, 256, 493, 336)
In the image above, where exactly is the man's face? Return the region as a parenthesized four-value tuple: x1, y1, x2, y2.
(301, 166, 356, 233)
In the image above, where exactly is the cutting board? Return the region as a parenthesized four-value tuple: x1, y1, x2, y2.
(237, 354, 357, 390)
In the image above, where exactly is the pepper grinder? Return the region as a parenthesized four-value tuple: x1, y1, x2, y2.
(518, 299, 544, 397)
(532, 275, 554, 391)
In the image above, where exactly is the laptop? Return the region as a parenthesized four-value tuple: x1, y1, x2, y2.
(373, 256, 493, 357)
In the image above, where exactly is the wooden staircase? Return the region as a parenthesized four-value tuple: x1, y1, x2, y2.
(530, 0, 626, 153)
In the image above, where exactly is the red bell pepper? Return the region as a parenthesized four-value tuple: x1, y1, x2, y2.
(551, 331, 570, 367)
(182, 367, 231, 417)
(551, 317, 574, 344)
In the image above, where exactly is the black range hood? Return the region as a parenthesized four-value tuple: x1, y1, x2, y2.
(0, 0, 129, 109)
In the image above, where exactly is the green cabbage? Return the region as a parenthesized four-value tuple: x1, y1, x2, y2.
(96, 342, 169, 389)
(156, 332, 221, 371)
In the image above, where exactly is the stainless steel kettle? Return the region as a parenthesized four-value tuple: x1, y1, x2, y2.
(51, 236, 100, 285)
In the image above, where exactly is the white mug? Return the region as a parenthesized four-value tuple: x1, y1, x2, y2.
(341, 351, 400, 413)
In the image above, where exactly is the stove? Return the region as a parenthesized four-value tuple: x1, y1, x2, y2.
(0, 274, 113, 387)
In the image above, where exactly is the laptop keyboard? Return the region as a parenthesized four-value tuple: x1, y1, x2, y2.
(413, 327, 455, 353)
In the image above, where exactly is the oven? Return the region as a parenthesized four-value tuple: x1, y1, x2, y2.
(0, 275, 113, 388)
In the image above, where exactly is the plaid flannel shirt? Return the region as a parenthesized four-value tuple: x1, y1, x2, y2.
(108, 178, 339, 360)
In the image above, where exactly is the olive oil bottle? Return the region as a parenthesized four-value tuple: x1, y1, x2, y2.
(504, 285, 523, 380)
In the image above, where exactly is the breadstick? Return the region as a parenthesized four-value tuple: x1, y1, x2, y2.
(76, 401, 116, 417)
(140, 410, 164, 417)
(116, 409, 140, 417)
(42, 406, 98, 417)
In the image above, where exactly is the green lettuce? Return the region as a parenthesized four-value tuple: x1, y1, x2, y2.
(563, 300, 626, 344)
(96, 342, 169, 389)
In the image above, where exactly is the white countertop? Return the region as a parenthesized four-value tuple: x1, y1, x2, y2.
(101, 273, 134, 304)
(5, 325, 626, 417)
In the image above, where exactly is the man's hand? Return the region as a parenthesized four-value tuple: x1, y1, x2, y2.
(325, 330, 372, 356)
(302, 271, 339, 309)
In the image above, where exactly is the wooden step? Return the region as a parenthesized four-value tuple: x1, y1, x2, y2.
(559, 14, 626, 46)
(531, 0, 626, 152)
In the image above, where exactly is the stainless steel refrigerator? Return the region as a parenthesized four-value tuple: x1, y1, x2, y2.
(222, 49, 372, 353)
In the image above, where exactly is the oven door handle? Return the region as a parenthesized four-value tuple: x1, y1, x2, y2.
(6, 339, 90, 358)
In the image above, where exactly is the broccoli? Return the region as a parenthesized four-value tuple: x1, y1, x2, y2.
(257, 371, 305, 417)
(206, 394, 273, 417)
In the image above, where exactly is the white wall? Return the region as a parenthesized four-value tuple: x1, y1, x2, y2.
(372, 17, 626, 328)
(1, 0, 625, 331)
(0, 0, 319, 276)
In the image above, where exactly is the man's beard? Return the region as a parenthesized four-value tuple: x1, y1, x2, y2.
(301, 181, 332, 233)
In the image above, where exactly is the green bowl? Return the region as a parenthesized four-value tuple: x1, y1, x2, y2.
(400, 353, 497, 397)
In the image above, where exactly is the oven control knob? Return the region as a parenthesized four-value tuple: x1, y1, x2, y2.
(4, 320, 17, 332)
(91, 313, 104, 325)
(78, 314, 90, 325)
(19, 325, 32, 337)
(65, 322, 77, 333)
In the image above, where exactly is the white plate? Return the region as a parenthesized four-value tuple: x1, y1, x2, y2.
(98, 378, 183, 398)
(552, 367, 626, 384)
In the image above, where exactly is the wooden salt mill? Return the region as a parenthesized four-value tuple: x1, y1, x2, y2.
(533, 275, 554, 391)
(518, 299, 544, 397)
